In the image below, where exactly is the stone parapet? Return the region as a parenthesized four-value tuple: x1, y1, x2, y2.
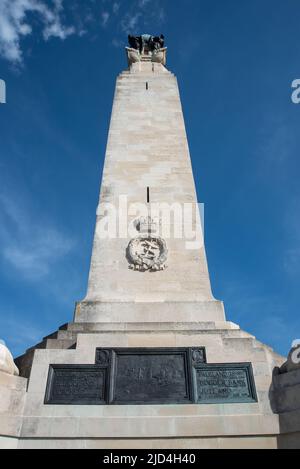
(0, 371, 27, 448)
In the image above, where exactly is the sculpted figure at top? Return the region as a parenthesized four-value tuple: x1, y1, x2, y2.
(128, 34, 165, 53)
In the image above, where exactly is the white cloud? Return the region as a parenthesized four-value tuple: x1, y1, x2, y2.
(119, 0, 165, 34)
(0, 0, 167, 64)
(121, 12, 142, 34)
(0, 0, 75, 64)
(282, 197, 300, 277)
(112, 37, 123, 48)
(101, 11, 110, 28)
(112, 2, 120, 15)
(138, 0, 151, 6)
(283, 248, 300, 275)
(0, 316, 43, 349)
(3, 229, 73, 279)
(0, 194, 75, 281)
(259, 119, 291, 165)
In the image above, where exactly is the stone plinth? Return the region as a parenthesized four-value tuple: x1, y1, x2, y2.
(10, 318, 285, 449)
(0, 371, 27, 448)
(271, 364, 300, 448)
(74, 300, 226, 323)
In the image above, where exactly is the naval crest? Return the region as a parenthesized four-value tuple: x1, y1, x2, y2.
(127, 236, 168, 272)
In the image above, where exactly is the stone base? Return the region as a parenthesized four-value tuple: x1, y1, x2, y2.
(18, 436, 279, 449)
(7, 318, 289, 448)
(4, 310, 300, 449)
(74, 300, 226, 323)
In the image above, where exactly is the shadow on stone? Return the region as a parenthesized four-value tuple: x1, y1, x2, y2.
(269, 345, 300, 449)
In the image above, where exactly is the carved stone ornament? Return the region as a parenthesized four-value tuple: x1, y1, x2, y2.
(151, 48, 167, 65)
(0, 340, 19, 376)
(125, 47, 141, 66)
(127, 236, 168, 272)
(95, 349, 111, 366)
(135, 216, 160, 234)
(279, 341, 300, 374)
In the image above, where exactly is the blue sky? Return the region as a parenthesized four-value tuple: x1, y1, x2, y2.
(0, 0, 299, 357)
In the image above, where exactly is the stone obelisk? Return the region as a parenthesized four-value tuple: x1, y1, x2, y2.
(2, 37, 300, 449)
(75, 41, 224, 325)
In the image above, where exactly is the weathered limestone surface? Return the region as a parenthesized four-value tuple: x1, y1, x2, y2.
(81, 60, 215, 315)
(74, 300, 225, 323)
(0, 341, 27, 446)
(18, 437, 279, 449)
(0, 369, 27, 448)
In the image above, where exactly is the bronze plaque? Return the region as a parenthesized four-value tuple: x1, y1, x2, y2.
(112, 349, 193, 404)
(195, 363, 257, 404)
(44, 349, 257, 406)
(45, 365, 107, 405)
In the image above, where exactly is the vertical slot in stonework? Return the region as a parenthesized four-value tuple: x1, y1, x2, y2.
(146, 82, 149, 90)
(147, 187, 150, 203)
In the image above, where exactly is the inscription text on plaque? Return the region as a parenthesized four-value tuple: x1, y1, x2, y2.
(44, 349, 257, 406)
